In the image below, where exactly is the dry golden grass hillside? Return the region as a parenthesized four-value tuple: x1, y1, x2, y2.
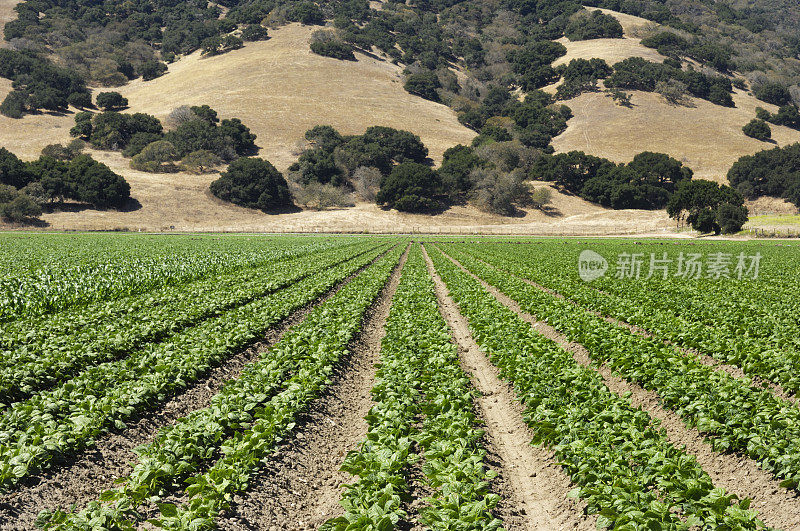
(0, 8, 788, 234)
(552, 85, 800, 183)
(550, 8, 800, 183)
(0, 0, 16, 41)
(116, 23, 474, 169)
(1, 21, 654, 235)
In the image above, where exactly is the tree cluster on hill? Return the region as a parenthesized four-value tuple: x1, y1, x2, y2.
(0, 146, 131, 223)
(310, 30, 355, 61)
(555, 58, 613, 100)
(742, 119, 772, 142)
(640, 32, 734, 73)
(667, 179, 748, 234)
(564, 10, 623, 41)
(727, 143, 800, 207)
(755, 104, 800, 132)
(283, 125, 551, 215)
(210, 157, 292, 212)
(458, 87, 571, 151)
(532, 150, 693, 210)
(70, 105, 257, 173)
(0, 50, 89, 118)
(605, 58, 734, 107)
(4, 0, 800, 125)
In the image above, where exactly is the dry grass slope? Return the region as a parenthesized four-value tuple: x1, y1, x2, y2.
(0, 0, 17, 42)
(552, 89, 800, 183)
(550, 8, 800, 184)
(116, 23, 474, 170)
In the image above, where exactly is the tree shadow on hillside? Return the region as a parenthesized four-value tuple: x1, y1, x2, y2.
(42, 197, 143, 214)
(352, 46, 386, 62)
(538, 205, 562, 217)
(267, 203, 304, 215)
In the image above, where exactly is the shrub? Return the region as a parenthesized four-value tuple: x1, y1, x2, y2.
(41, 143, 80, 161)
(139, 60, 168, 81)
(96, 92, 128, 111)
(210, 157, 292, 211)
(202, 35, 244, 56)
(655, 79, 688, 105)
(310, 30, 355, 60)
(438, 144, 484, 198)
(530, 186, 553, 209)
(667, 179, 746, 234)
(0, 91, 27, 118)
(555, 58, 612, 100)
(305, 125, 344, 151)
(21, 181, 49, 205)
(181, 150, 223, 174)
(67, 92, 92, 109)
(352, 166, 382, 201)
(242, 25, 269, 42)
(67, 155, 131, 208)
(166, 106, 200, 129)
(0, 191, 42, 223)
(85, 112, 164, 150)
(742, 119, 772, 141)
(130, 140, 179, 172)
(727, 143, 800, 205)
(295, 148, 345, 186)
(164, 116, 256, 160)
(564, 10, 623, 41)
(716, 202, 749, 234)
(641, 32, 690, 54)
(289, 2, 325, 25)
(122, 132, 164, 157)
(404, 72, 441, 102)
(292, 182, 353, 209)
(754, 82, 792, 106)
(470, 168, 529, 216)
(0, 147, 32, 188)
(377, 162, 441, 212)
(472, 124, 513, 147)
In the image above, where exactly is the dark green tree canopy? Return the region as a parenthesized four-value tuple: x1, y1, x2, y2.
(96, 92, 128, 111)
(667, 179, 746, 234)
(0, 148, 32, 189)
(742, 119, 772, 142)
(210, 157, 292, 212)
(376, 162, 442, 212)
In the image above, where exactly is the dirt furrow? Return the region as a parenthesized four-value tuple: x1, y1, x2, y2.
(441, 248, 800, 530)
(0, 249, 394, 531)
(422, 246, 594, 531)
(215, 245, 409, 531)
(475, 256, 799, 405)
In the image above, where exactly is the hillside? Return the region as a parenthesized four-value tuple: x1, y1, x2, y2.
(550, 8, 800, 184)
(114, 24, 475, 170)
(2, 6, 799, 233)
(0, 0, 15, 42)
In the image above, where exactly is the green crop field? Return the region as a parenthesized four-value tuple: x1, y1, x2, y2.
(0, 233, 798, 530)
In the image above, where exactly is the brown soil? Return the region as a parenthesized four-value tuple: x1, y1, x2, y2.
(422, 246, 595, 531)
(438, 247, 800, 530)
(216, 245, 409, 530)
(0, 249, 392, 531)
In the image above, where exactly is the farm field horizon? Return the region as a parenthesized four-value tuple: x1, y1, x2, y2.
(0, 232, 799, 529)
